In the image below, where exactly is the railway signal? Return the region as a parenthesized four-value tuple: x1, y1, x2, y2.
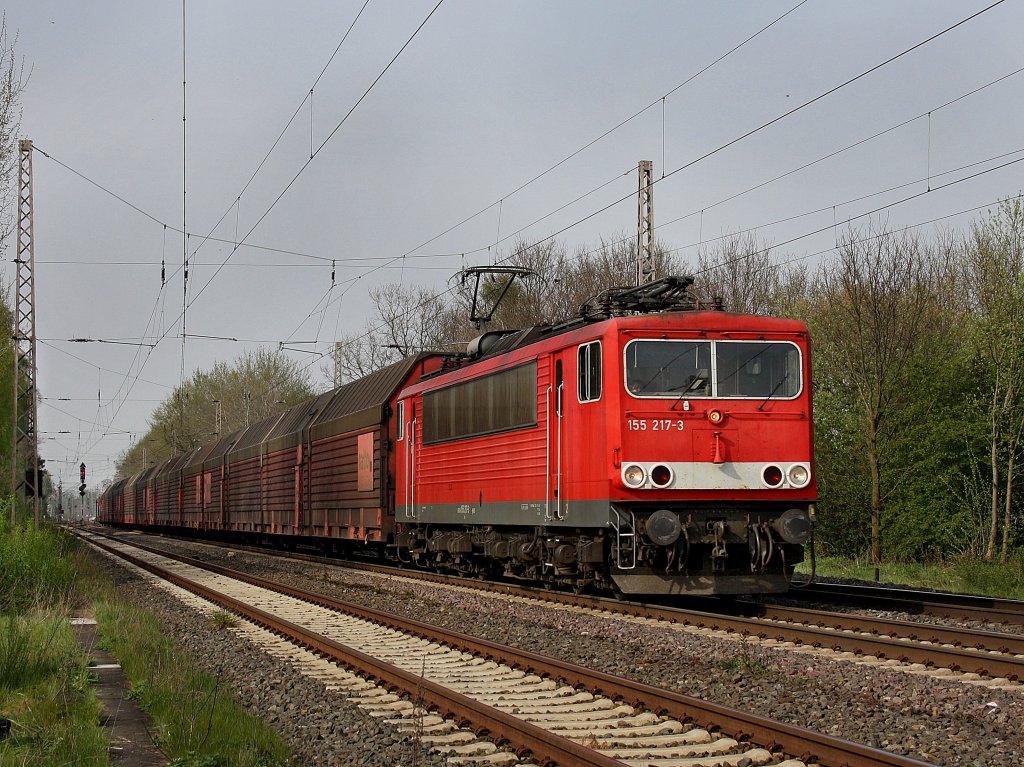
(79, 462, 86, 497)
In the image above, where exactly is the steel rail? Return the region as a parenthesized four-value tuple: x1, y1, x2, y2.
(94, 528, 1024, 678)
(82, 531, 939, 767)
(792, 582, 1024, 626)
(81, 532, 625, 767)
(748, 603, 1024, 656)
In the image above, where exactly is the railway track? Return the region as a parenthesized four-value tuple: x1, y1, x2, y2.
(94, 528, 1024, 688)
(787, 582, 1024, 627)
(77, 528, 938, 767)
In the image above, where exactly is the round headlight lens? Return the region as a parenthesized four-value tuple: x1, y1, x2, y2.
(788, 464, 810, 488)
(762, 465, 784, 488)
(650, 464, 673, 488)
(623, 464, 646, 487)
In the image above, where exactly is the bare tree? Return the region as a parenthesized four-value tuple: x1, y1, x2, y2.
(961, 199, 1024, 561)
(327, 236, 686, 381)
(812, 226, 955, 564)
(0, 16, 28, 245)
(694, 232, 810, 316)
(328, 283, 466, 384)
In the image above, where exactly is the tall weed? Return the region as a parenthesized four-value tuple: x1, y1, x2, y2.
(0, 613, 67, 690)
(0, 516, 77, 611)
(0, 613, 107, 766)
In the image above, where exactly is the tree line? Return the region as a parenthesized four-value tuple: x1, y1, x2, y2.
(329, 203, 1023, 565)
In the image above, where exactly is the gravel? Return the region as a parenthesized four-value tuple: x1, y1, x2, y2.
(99, 532, 1024, 766)
(90, 548, 454, 767)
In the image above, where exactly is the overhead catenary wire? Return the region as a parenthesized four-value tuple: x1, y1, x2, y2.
(348, 0, 812, 288)
(660, 148, 1024, 261)
(32, 0, 379, 468)
(55, 2, 436, 467)
(181, 0, 373, 271)
(301, 0, 1012, 346)
(305, 152, 1024, 379)
(699, 191, 1024, 283)
(37, 1, 1007, 479)
(31, 64, 1024, 282)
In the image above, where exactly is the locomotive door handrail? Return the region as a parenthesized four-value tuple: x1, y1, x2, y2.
(407, 416, 418, 520)
(544, 386, 553, 521)
(546, 357, 566, 522)
(555, 380, 564, 520)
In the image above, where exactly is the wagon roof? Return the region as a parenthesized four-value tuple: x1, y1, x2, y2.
(313, 354, 431, 425)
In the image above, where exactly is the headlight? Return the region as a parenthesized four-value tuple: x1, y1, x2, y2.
(762, 465, 783, 488)
(649, 464, 673, 488)
(787, 464, 810, 488)
(623, 464, 646, 487)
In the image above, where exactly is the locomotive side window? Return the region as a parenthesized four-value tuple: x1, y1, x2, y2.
(714, 341, 801, 398)
(577, 341, 602, 403)
(423, 361, 538, 444)
(625, 340, 711, 397)
(396, 400, 405, 441)
(624, 339, 801, 399)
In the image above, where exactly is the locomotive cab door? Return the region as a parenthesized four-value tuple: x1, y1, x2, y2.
(546, 356, 566, 521)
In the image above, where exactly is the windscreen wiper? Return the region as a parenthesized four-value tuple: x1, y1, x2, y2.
(758, 374, 788, 411)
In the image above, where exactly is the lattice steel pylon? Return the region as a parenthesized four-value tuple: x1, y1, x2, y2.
(636, 160, 655, 285)
(11, 139, 39, 526)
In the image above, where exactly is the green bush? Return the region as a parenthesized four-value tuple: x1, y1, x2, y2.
(0, 613, 68, 691)
(0, 515, 77, 611)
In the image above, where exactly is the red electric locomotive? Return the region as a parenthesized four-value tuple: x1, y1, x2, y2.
(394, 276, 816, 595)
(98, 276, 815, 596)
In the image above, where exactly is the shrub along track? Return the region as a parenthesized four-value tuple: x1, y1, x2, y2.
(75, 529, 936, 767)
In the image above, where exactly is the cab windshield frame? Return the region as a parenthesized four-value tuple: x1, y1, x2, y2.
(623, 338, 802, 400)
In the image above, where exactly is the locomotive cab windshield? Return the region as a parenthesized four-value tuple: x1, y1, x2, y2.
(624, 339, 801, 399)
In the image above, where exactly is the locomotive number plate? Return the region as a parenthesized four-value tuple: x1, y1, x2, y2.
(626, 419, 684, 432)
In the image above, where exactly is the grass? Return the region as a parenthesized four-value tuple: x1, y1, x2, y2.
(0, 497, 292, 767)
(93, 600, 289, 767)
(208, 610, 239, 630)
(796, 550, 1024, 600)
(0, 518, 78, 612)
(0, 611, 108, 767)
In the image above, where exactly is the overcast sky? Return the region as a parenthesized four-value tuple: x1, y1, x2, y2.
(6, 0, 1023, 488)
